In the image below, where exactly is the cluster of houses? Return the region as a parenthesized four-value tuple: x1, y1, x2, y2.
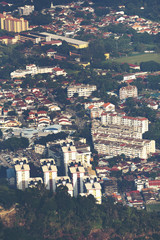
(0, 86, 72, 131)
(1, 0, 160, 46)
(43, 2, 160, 38)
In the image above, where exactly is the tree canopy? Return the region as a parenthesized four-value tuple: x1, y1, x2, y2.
(0, 182, 160, 239)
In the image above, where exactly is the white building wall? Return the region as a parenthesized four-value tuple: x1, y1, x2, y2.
(52, 171, 57, 192)
(44, 172, 50, 190)
(80, 172, 84, 193)
(72, 173, 78, 197)
(24, 170, 30, 189)
(17, 171, 22, 190)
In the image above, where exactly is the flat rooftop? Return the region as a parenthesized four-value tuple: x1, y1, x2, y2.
(40, 32, 89, 46)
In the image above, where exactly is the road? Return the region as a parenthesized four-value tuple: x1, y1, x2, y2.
(0, 155, 11, 168)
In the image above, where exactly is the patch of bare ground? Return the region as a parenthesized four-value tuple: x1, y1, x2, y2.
(0, 206, 16, 227)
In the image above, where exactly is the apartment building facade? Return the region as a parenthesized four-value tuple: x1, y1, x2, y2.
(14, 158, 30, 190)
(55, 176, 73, 196)
(82, 177, 102, 204)
(67, 84, 97, 98)
(92, 121, 143, 139)
(61, 140, 91, 175)
(93, 132, 155, 158)
(101, 112, 148, 134)
(119, 85, 138, 100)
(18, 5, 34, 16)
(41, 159, 57, 192)
(94, 139, 148, 159)
(11, 64, 55, 78)
(69, 164, 85, 197)
(0, 12, 28, 32)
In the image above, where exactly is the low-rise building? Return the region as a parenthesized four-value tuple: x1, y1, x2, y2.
(34, 144, 47, 155)
(67, 84, 97, 98)
(40, 32, 89, 49)
(18, 5, 34, 16)
(88, 102, 115, 119)
(103, 178, 118, 195)
(10, 64, 56, 79)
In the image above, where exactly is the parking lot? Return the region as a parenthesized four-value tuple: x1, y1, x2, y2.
(0, 148, 42, 168)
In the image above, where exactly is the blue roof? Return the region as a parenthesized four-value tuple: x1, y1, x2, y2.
(45, 127, 58, 131)
(6, 168, 15, 178)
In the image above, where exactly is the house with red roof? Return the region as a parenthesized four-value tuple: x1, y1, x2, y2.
(53, 67, 67, 76)
(147, 180, 160, 190)
(102, 102, 115, 112)
(37, 111, 47, 117)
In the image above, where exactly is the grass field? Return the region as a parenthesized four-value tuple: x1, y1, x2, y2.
(146, 203, 160, 212)
(113, 53, 160, 64)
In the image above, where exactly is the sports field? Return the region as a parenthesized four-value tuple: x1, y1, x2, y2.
(114, 53, 160, 64)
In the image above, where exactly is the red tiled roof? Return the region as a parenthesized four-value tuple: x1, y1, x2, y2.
(149, 180, 160, 186)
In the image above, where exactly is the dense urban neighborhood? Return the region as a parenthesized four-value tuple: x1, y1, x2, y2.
(0, 0, 160, 239)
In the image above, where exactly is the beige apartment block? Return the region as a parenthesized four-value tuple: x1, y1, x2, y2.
(67, 84, 97, 98)
(82, 180, 102, 204)
(101, 112, 148, 134)
(92, 121, 143, 139)
(119, 85, 138, 100)
(0, 12, 28, 32)
(94, 138, 155, 159)
(41, 159, 57, 191)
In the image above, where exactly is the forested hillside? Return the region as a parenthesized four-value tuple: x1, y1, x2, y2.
(0, 183, 160, 240)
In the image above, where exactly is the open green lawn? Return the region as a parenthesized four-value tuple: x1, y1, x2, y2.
(113, 53, 160, 64)
(65, 69, 80, 75)
(146, 203, 160, 212)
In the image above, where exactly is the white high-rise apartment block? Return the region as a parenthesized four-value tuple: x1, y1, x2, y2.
(62, 143, 77, 175)
(41, 159, 57, 192)
(55, 176, 73, 197)
(119, 85, 138, 100)
(69, 165, 85, 197)
(61, 140, 91, 175)
(82, 177, 102, 204)
(67, 84, 97, 98)
(28, 177, 43, 188)
(14, 158, 30, 190)
(76, 145, 91, 168)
